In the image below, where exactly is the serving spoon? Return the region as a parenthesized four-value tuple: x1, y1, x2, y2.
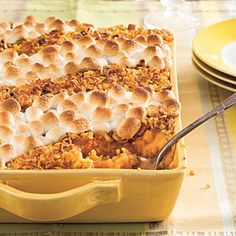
(138, 92, 236, 170)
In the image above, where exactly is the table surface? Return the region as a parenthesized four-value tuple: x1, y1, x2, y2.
(0, 0, 236, 235)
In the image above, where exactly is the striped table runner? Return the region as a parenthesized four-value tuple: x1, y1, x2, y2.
(0, 0, 235, 235)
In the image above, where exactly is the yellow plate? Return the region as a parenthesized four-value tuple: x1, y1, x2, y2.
(192, 53, 236, 85)
(193, 19, 236, 77)
(192, 59, 236, 92)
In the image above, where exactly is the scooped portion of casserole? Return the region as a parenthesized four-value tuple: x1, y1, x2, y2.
(0, 16, 180, 170)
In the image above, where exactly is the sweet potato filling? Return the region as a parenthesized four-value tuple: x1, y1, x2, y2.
(6, 128, 176, 170)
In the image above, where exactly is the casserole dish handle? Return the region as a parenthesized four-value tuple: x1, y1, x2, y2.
(0, 179, 122, 221)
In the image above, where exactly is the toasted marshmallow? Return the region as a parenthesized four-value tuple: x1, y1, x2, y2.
(0, 144, 15, 167)
(0, 111, 15, 127)
(147, 34, 163, 46)
(122, 40, 137, 54)
(88, 90, 109, 107)
(46, 126, 66, 142)
(39, 46, 61, 66)
(64, 61, 80, 75)
(4, 64, 22, 81)
(60, 40, 75, 55)
(57, 99, 78, 114)
(25, 106, 43, 122)
(0, 98, 21, 114)
(23, 135, 38, 153)
(113, 104, 129, 116)
(79, 103, 96, 118)
(48, 63, 63, 79)
(10, 135, 25, 153)
(16, 122, 31, 136)
(126, 106, 146, 120)
(59, 110, 76, 127)
(108, 84, 126, 99)
(14, 112, 26, 124)
(117, 117, 141, 139)
(77, 35, 95, 49)
(15, 56, 31, 74)
(103, 40, 120, 57)
(35, 23, 46, 35)
(79, 57, 102, 71)
(0, 49, 17, 63)
(29, 120, 45, 136)
(25, 15, 37, 24)
(92, 107, 112, 122)
(149, 56, 165, 70)
(50, 92, 69, 109)
(48, 19, 66, 32)
(92, 121, 111, 132)
(0, 125, 13, 142)
(84, 45, 102, 58)
(135, 35, 147, 45)
(45, 16, 56, 26)
(131, 87, 150, 104)
(67, 118, 91, 134)
(143, 46, 162, 61)
(70, 92, 85, 105)
(31, 63, 46, 76)
(65, 52, 77, 62)
(33, 95, 50, 111)
(40, 111, 59, 132)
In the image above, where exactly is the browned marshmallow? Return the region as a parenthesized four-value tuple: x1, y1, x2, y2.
(58, 99, 78, 113)
(131, 87, 150, 104)
(68, 118, 91, 134)
(16, 122, 31, 136)
(77, 35, 95, 49)
(0, 144, 15, 166)
(40, 111, 59, 131)
(108, 84, 126, 99)
(79, 57, 102, 71)
(50, 92, 68, 109)
(135, 35, 147, 45)
(60, 40, 75, 55)
(147, 34, 163, 46)
(103, 40, 120, 57)
(113, 104, 129, 115)
(59, 110, 76, 127)
(33, 95, 50, 111)
(88, 90, 109, 107)
(0, 98, 21, 114)
(39, 46, 60, 65)
(84, 45, 102, 58)
(70, 92, 85, 105)
(149, 56, 165, 70)
(117, 117, 141, 139)
(126, 106, 146, 120)
(92, 107, 112, 122)
(64, 61, 80, 75)
(23, 135, 37, 153)
(29, 120, 45, 136)
(0, 125, 13, 142)
(25, 106, 43, 122)
(122, 40, 137, 54)
(0, 111, 15, 127)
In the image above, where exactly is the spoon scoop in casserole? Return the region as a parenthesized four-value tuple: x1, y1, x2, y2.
(138, 92, 236, 170)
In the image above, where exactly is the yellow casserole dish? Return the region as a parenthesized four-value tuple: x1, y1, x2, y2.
(0, 16, 186, 222)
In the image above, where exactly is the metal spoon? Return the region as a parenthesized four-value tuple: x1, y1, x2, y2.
(138, 92, 236, 170)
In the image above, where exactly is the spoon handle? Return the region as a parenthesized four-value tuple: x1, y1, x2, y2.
(155, 92, 236, 169)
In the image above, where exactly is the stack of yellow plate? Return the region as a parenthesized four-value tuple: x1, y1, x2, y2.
(192, 19, 236, 92)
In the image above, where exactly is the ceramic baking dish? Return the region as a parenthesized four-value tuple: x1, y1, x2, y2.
(0, 42, 187, 223)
